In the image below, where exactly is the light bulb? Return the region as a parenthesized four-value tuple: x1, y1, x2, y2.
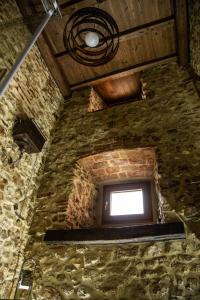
(85, 31, 99, 48)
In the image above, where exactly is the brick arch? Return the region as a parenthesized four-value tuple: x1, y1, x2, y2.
(66, 148, 178, 229)
(79, 148, 155, 182)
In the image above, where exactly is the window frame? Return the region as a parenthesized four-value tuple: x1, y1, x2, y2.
(102, 181, 153, 225)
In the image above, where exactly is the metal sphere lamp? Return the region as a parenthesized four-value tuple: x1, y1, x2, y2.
(63, 7, 119, 66)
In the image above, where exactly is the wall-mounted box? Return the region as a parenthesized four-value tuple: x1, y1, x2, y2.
(13, 119, 46, 153)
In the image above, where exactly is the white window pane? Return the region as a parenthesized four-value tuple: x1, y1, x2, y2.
(110, 189, 144, 216)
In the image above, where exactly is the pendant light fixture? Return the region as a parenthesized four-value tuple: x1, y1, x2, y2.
(63, 6, 119, 67)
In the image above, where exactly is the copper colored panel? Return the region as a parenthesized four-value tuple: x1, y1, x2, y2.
(93, 73, 141, 105)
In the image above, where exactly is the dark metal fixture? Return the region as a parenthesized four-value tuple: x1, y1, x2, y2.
(18, 270, 33, 290)
(14, 258, 36, 300)
(63, 7, 119, 66)
(13, 119, 46, 154)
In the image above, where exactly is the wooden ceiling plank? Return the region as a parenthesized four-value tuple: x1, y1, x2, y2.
(119, 17, 174, 43)
(173, 0, 189, 66)
(70, 54, 177, 90)
(151, 24, 174, 58)
(55, 15, 175, 59)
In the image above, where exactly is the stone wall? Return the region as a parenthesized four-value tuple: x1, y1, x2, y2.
(189, 0, 200, 76)
(66, 163, 97, 229)
(0, 1, 31, 75)
(65, 148, 157, 229)
(0, 1, 63, 298)
(25, 62, 200, 298)
(76, 148, 178, 225)
(28, 234, 200, 300)
(31, 62, 200, 237)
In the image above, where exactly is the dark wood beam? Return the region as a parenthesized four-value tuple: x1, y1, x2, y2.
(174, 0, 189, 66)
(60, 0, 107, 13)
(36, 32, 71, 98)
(55, 16, 175, 59)
(70, 54, 177, 90)
(60, 0, 90, 9)
(44, 222, 185, 245)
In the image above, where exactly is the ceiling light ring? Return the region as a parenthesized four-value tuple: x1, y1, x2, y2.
(64, 45, 118, 66)
(71, 30, 106, 55)
(63, 6, 119, 66)
(66, 20, 113, 56)
(68, 42, 114, 65)
(74, 27, 115, 53)
(66, 31, 117, 63)
(69, 17, 114, 46)
(71, 36, 114, 60)
(74, 41, 117, 64)
(65, 9, 118, 42)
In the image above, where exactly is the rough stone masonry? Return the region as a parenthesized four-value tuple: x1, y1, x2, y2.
(0, 1, 63, 298)
(1, 0, 200, 299)
(27, 62, 200, 300)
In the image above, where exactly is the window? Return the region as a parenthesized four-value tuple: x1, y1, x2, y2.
(102, 181, 152, 224)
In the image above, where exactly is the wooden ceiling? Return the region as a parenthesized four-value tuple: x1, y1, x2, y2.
(16, 0, 189, 100)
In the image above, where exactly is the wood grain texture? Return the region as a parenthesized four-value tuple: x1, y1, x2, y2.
(174, 0, 189, 66)
(70, 54, 177, 90)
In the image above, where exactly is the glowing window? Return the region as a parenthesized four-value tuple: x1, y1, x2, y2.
(110, 189, 144, 216)
(103, 182, 152, 224)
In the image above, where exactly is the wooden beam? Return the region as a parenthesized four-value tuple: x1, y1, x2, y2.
(60, 0, 91, 9)
(44, 222, 185, 245)
(55, 16, 175, 59)
(36, 32, 71, 98)
(60, 0, 107, 15)
(174, 0, 189, 66)
(70, 54, 177, 90)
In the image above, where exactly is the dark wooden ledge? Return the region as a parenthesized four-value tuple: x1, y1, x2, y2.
(44, 222, 185, 245)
